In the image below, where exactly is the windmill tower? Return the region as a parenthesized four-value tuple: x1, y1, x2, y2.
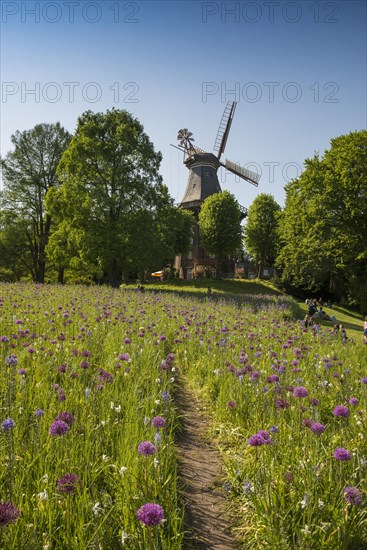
(174, 101, 260, 279)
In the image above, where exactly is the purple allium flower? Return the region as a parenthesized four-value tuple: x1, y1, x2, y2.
(55, 411, 75, 426)
(162, 389, 171, 401)
(309, 398, 320, 406)
(0, 501, 20, 526)
(284, 471, 293, 483)
(269, 425, 279, 433)
(124, 338, 131, 344)
(80, 361, 90, 369)
(35, 408, 44, 417)
(227, 400, 236, 409)
(56, 473, 81, 494)
(138, 441, 156, 456)
(151, 416, 166, 429)
(248, 431, 271, 446)
(333, 405, 350, 418)
(275, 399, 290, 409)
(250, 371, 260, 380)
(343, 486, 363, 505)
(2, 418, 15, 431)
(5, 354, 18, 366)
(293, 386, 309, 398)
(334, 447, 351, 461)
(49, 420, 69, 436)
(362, 377, 367, 384)
(118, 353, 130, 361)
(302, 418, 314, 428)
(310, 422, 326, 434)
(136, 503, 165, 526)
(348, 398, 359, 406)
(17, 368, 27, 375)
(266, 374, 279, 383)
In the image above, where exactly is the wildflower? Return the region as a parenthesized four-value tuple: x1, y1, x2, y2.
(344, 486, 363, 505)
(269, 425, 279, 433)
(248, 431, 271, 446)
(137, 441, 156, 456)
(85, 387, 91, 398)
(300, 494, 308, 508)
(0, 501, 20, 526)
(348, 397, 359, 406)
(242, 480, 253, 494)
(17, 368, 27, 375)
(293, 386, 309, 398)
(227, 400, 236, 409)
(151, 416, 166, 429)
(333, 447, 351, 461)
(92, 502, 103, 516)
(362, 377, 367, 384)
(121, 531, 129, 545)
(119, 466, 127, 476)
(162, 389, 171, 401)
(38, 490, 48, 502)
(333, 405, 349, 418)
(275, 399, 290, 409)
(310, 422, 325, 434)
(56, 473, 81, 494)
(35, 408, 44, 417)
(2, 418, 15, 431)
(136, 503, 165, 526)
(49, 420, 69, 436)
(5, 354, 18, 366)
(54, 412, 75, 426)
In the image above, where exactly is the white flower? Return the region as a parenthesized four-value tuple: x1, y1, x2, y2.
(110, 401, 115, 410)
(155, 399, 161, 405)
(299, 494, 308, 508)
(121, 531, 129, 545)
(301, 524, 311, 535)
(38, 490, 48, 502)
(153, 458, 160, 468)
(318, 499, 324, 508)
(41, 474, 49, 484)
(114, 405, 121, 413)
(85, 387, 91, 398)
(119, 466, 127, 476)
(92, 502, 103, 516)
(102, 454, 109, 462)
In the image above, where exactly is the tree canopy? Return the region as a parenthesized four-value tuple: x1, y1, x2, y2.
(47, 109, 192, 285)
(198, 191, 243, 274)
(243, 193, 281, 278)
(276, 130, 367, 310)
(0, 123, 72, 282)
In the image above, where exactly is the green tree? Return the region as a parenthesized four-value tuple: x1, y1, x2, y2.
(243, 193, 281, 278)
(49, 109, 191, 286)
(0, 123, 71, 282)
(198, 191, 242, 274)
(276, 130, 367, 309)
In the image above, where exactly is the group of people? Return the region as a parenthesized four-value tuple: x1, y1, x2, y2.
(305, 298, 337, 323)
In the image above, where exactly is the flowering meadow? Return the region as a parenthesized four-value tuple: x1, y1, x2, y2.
(1, 283, 367, 549)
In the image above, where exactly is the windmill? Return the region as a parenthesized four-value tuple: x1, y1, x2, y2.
(174, 101, 260, 279)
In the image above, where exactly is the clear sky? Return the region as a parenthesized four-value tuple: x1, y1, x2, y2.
(1, 0, 366, 208)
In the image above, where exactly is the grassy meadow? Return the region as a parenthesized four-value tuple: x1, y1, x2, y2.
(0, 281, 366, 549)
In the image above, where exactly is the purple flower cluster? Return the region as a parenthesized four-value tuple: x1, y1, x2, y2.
(0, 501, 20, 527)
(333, 447, 351, 461)
(136, 503, 165, 526)
(49, 419, 69, 436)
(138, 441, 156, 456)
(151, 416, 166, 429)
(333, 405, 349, 418)
(2, 417, 15, 431)
(293, 386, 309, 398)
(344, 486, 363, 505)
(248, 430, 272, 446)
(56, 473, 81, 494)
(55, 411, 75, 426)
(310, 422, 326, 435)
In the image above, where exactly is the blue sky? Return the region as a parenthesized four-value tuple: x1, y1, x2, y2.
(1, 0, 366, 208)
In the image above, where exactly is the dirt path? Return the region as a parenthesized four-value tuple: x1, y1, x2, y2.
(175, 382, 241, 550)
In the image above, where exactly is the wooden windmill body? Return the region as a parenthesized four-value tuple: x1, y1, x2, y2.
(174, 102, 260, 279)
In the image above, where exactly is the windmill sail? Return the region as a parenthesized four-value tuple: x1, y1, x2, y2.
(213, 101, 237, 160)
(224, 159, 260, 186)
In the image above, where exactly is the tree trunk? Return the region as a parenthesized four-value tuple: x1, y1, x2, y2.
(58, 268, 65, 284)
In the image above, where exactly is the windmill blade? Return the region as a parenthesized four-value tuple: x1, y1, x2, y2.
(223, 159, 260, 186)
(213, 101, 237, 160)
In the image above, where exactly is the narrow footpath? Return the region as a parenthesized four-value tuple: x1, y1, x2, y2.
(175, 382, 241, 550)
